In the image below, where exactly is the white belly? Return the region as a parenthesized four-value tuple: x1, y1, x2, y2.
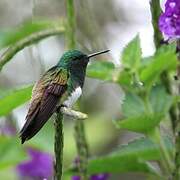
(63, 87, 82, 107)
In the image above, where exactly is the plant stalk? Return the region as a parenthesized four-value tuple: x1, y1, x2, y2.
(54, 112, 64, 180)
(66, 0, 76, 49)
(65, 0, 89, 179)
(150, 0, 162, 49)
(0, 26, 65, 72)
(148, 128, 174, 178)
(173, 40, 180, 179)
(74, 120, 89, 180)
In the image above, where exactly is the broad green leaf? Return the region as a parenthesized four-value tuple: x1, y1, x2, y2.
(87, 137, 172, 174)
(122, 93, 145, 118)
(122, 35, 141, 71)
(0, 85, 33, 117)
(66, 137, 172, 175)
(0, 136, 27, 169)
(140, 46, 177, 87)
(118, 89, 172, 133)
(149, 86, 173, 114)
(87, 61, 115, 81)
(87, 159, 153, 174)
(114, 113, 163, 133)
(111, 136, 172, 161)
(0, 20, 63, 48)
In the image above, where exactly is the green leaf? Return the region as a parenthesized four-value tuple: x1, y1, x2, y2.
(122, 35, 141, 71)
(122, 93, 145, 118)
(0, 85, 33, 117)
(66, 137, 172, 175)
(116, 70, 132, 88)
(149, 86, 173, 114)
(87, 137, 171, 175)
(0, 136, 27, 169)
(87, 158, 153, 174)
(115, 113, 163, 133)
(117, 89, 171, 133)
(87, 137, 172, 175)
(140, 46, 177, 87)
(111, 136, 172, 161)
(0, 20, 63, 48)
(87, 61, 115, 81)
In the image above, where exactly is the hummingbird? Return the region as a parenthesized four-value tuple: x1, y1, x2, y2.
(20, 49, 110, 144)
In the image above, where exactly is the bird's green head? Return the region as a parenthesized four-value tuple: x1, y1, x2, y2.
(57, 49, 109, 69)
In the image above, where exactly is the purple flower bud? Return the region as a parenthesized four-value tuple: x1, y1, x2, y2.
(16, 148, 53, 179)
(90, 173, 110, 180)
(72, 173, 110, 180)
(159, 0, 180, 41)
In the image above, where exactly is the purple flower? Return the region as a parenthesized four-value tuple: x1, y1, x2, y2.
(72, 173, 110, 180)
(72, 176, 81, 180)
(16, 148, 53, 180)
(159, 0, 180, 41)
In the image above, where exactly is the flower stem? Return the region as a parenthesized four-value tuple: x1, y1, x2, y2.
(173, 40, 180, 179)
(74, 120, 89, 180)
(65, 0, 89, 179)
(54, 112, 64, 180)
(148, 128, 174, 178)
(150, 0, 162, 49)
(150, 1, 177, 177)
(54, 106, 88, 180)
(66, 0, 76, 49)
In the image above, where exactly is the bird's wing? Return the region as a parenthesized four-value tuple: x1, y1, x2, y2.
(20, 67, 68, 143)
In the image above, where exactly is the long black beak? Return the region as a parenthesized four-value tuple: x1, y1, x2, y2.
(87, 49, 110, 58)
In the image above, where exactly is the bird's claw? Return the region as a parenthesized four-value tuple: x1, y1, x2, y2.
(55, 104, 68, 113)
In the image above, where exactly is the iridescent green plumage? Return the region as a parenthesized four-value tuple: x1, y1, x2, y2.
(20, 49, 109, 143)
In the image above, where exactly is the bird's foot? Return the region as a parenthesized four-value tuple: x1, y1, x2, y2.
(55, 104, 68, 113)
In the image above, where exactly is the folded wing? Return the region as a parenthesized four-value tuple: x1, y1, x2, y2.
(20, 67, 68, 144)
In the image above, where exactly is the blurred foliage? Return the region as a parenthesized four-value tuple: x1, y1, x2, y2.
(0, 86, 32, 117)
(0, 136, 27, 170)
(0, 32, 178, 179)
(66, 137, 172, 176)
(0, 1, 178, 178)
(0, 20, 64, 49)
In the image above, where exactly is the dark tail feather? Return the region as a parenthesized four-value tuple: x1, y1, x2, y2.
(20, 115, 50, 144)
(19, 115, 50, 144)
(20, 94, 59, 144)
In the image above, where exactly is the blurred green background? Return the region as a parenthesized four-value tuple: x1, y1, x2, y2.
(0, 0, 156, 179)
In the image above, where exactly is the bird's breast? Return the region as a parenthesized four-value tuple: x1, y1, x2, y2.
(63, 86, 82, 107)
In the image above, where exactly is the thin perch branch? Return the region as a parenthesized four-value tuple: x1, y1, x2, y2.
(54, 107, 88, 180)
(54, 112, 64, 180)
(61, 107, 88, 119)
(0, 26, 65, 71)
